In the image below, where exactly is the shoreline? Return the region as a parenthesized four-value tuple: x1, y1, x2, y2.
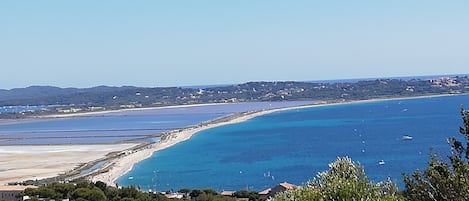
(0, 103, 232, 126)
(35, 93, 464, 119)
(88, 93, 465, 187)
(0, 93, 461, 125)
(88, 109, 285, 186)
(37, 103, 229, 119)
(1, 93, 464, 186)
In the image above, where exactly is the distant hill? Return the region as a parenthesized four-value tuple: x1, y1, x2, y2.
(0, 86, 137, 105)
(0, 75, 468, 118)
(0, 86, 76, 101)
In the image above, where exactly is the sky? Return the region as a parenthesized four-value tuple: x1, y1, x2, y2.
(1, 1, 468, 89)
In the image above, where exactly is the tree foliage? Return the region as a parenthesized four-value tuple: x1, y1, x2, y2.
(71, 187, 107, 201)
(21, 182, 169, 201)
(233, 190, 261, 201)
(274, 157, 404, 201)
(20, 181, 237, 201)
(188, 189, 236, 201)
(403, 107, 469, 201)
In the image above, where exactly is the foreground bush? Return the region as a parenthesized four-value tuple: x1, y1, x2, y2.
(21, 181, 169, 201)
(403, 107, 469, 201)
(274, 157, 404, 201)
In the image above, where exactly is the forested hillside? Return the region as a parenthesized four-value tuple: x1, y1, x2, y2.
(1, 76, 468, 118)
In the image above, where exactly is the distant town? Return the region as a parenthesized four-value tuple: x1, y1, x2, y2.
(1, 75, 468, 118)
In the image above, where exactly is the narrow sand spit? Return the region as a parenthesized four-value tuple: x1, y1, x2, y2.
(89, 94, 461, 186)
(1, 94, 458, 186)
(89, 103, 331, 186)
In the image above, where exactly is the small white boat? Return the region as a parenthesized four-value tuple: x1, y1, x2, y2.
(402, 135, 413, 140)
(128, 176, 134, 180)
(378, 160, 385, 165)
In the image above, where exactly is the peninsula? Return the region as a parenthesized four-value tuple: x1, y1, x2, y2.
(1, 75, 468, 186)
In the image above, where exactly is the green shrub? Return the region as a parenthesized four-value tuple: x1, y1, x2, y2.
(403, 107, 469, 201)
(275, 157, 404, 201)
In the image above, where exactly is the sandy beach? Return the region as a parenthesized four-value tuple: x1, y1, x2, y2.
(40, 103, 228, 119)
(0, 144, 136, 185)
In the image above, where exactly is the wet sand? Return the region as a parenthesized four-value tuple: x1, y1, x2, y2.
(0, 144, 135, 185)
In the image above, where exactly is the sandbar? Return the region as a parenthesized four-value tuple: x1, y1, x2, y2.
(2, 94, 463, 186)
(88, 94, 464, 186)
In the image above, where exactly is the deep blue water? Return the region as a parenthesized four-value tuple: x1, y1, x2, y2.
(119, 95, 469, 192)
(0, 102, 312, 145)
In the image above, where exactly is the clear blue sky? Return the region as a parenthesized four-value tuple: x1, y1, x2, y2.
(1, 1, 468, 89)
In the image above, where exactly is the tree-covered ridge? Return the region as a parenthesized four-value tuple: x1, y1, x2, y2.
(1, 76, 468, 118)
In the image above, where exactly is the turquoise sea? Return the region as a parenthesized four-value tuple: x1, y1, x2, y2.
(119, 95, 469, 192)
(0, 102, 311, 145)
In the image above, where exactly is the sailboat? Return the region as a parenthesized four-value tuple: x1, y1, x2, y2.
(402, 135, 413, 140)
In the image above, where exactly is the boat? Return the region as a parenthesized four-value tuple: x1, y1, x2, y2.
(402, 135, 413, 140)
(128, 176, 134, 180)
(378, 160, 385, 165)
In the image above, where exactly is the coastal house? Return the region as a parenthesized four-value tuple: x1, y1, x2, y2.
(0, 185, 37, 201)
(258, 182, 298, 199)
(220, 190, 235, 196)
(163, 192, 184, 199)
(56, 108, 82, 113)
